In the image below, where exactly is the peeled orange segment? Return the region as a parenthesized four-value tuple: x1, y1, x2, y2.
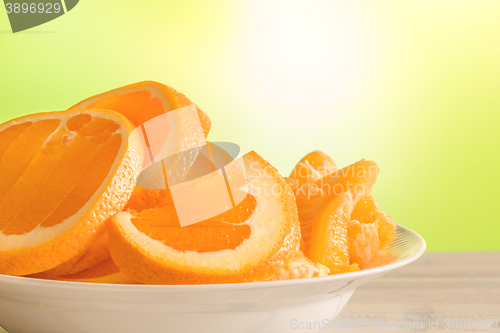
(309, 162, 376, 275)
(288, 151, 336, 258)
(0, 109, 143, 276)
(352, 195, 397, 250)
(376, 212, 397, 250)
(284, 177, 300, 193)
(347, 195, 397, 268)
(296, 159, 379, 256)
(289, 150, 337, 186)
(309, 191, 356, 274)
(69, 81, 211, 136)
(109, 151, 301, 284)
(265, 251, 329, 281)
(31, 230, 111, 279)
(347, 220, 380, 268)
(313, 159, 379, 210)
(351, 195, 379, 224)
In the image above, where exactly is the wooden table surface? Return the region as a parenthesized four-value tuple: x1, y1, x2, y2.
(324, 252, 500, 332)
(1, 253, 498, 333)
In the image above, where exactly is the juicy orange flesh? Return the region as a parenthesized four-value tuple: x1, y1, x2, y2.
(131, 194, 256, 252)
(86, 91, 166, 127)
(348, 195, 397, 267)
(0, 115, 122, 235)
(310, 193, 351, 274)
(289, 150, 337, 185)
(351, 195, 396, 250)
(295, 160, 379, 258)
(347, 221, 379, 267)
(351, 195, 379, 224)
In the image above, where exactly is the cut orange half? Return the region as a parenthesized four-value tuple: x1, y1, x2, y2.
(70, 81, 212, 190)
(109, 151, 301, 284)
(69, 81, 211, 136)
(0, 109, 143, 276)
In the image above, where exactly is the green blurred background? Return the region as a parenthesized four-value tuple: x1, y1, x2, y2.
(0, 1, 499, 251)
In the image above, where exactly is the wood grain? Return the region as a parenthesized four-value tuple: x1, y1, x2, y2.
(323, 252, 500, 332)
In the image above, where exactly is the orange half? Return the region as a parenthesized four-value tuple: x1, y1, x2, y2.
(0, 109, 143, 276)
(69, 81, 211, 136)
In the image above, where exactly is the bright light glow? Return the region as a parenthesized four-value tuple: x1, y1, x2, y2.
(241, 0, 375, 112)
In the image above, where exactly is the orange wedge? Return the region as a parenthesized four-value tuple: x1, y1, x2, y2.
(295, 159, 378, 256)
(288, 151, 337, 257)
(289, 150, 337, 186)
(308, 161, 379, 274)
(69, 81, 211, 136)
(70, 81, 212, 191)
(0, 109, 143, 276)
(310, 191, 359, 274)
(109, 151, 301, 284)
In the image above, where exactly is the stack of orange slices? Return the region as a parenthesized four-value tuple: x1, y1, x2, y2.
(0, 81, 396, 284)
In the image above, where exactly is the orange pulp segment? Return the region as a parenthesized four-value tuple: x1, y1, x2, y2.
(348, 195, 397, 268)
(296, 159, 379, 256)
(289, 150, 337, 186)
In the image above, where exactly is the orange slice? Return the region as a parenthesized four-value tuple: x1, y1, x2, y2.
(289, 150, 337, 186)
(0, 109, 143, 276)
(56, 81, 211, 275)
(69, 81, 211, 136)
(309, 161, 379, 274)
(309, 191, 359, 274)
(109, 151, 301, 284)
(288, 151, 337, 257)
(296, 159, 379, 256)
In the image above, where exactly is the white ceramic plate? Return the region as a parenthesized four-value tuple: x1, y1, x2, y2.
(0, 225, 425, 333)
